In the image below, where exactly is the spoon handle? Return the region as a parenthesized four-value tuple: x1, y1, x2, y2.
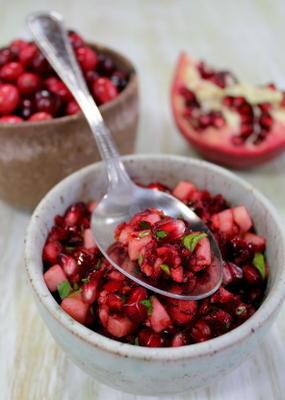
(27, 11, 133, 188)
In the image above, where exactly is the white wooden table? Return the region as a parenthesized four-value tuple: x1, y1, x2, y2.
(1, 1, 285, 399)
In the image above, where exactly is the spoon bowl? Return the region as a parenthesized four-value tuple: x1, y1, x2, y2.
(27, 10, 223, 299)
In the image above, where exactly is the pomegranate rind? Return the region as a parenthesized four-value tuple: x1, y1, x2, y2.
(171, 52, 285, 167)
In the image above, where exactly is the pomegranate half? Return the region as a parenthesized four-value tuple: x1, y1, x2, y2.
(171, 52, 285, 167)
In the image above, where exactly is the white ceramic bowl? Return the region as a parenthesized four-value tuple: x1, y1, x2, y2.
(25, 155, 285, 396)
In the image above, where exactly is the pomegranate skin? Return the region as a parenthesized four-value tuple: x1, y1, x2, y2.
(171, 52, 285, 168)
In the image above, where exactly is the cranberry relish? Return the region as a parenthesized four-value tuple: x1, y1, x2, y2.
(43, 181, 267, 347)
(0, 32, 129, 122)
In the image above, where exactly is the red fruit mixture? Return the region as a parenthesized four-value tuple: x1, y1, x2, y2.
(43, 181, 267, 347)
(0, 31, 129, 123)
(172, 52, 285, 167)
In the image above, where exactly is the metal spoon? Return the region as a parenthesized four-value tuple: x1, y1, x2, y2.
(27, 11, 223, 300)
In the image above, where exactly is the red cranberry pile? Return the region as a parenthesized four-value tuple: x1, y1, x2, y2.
(172, 52, 285, 167)
(0, 31, 128, 123)
(43, 181, 267, 347)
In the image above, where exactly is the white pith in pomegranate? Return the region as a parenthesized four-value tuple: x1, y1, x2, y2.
(172, 53, 285, 167)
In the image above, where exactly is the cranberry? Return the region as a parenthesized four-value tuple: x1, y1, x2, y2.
(96, 53, 115, 76)
(28, 111, 52, 121)
(30, 51, 53, 76)
(0, 84, 20, 115)
(75, 47, 97, 72)
(0, 62, 24, 82)
(17, 72, 42, 96)
(85, 70, 99, 88)
(19, 98, 35, 119)
(111, 71, 128, 91)
(9, 39, 28, 54)
(0, 115, 23, 123)
(66, 100, 80, 115)
(68, 31, 85, 49)
(45, 77, 72, 101)
(19, 43, 37, 67)
(0, 48, 16, 67)
(34, 89, 62, 116)
(92, 77, 118, 105)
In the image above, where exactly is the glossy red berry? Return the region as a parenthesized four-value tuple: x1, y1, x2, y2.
(19, 43, 37, 66)
(9, 39, 28, 54)
(0, 84, 20, 114)
(76, 47, 97, 72)
(92, 77, 118, 105)
(0, 115, 23, 123)
(34, 89, 62, 116)
(17, 72, 42, 96)
(66, 100, 80, 115)
(28, 111, 52, 121)
(68, 31, 85, 49)
(0, 62, 24, 82)
(45, 77, 72, 101)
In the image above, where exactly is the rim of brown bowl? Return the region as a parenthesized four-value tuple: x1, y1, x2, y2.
(0, 42, 137, 130)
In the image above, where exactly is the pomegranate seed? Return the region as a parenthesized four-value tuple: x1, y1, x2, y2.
(238, 103, 253, 116)
(147, 182, 170, 192)
(82, 272, 102, 304)
(0, 84, 20, 115)
(232, 96, 246, 108)
(222, 96, 234, 107)
(64, 203, 88, 227)
(243, 265, 262, 285)
(240, 123, 253, 137)
(138, 328, 164, 347)
(66, 100, 80, 115)
(259, 113, 273, 130)
(17, 72, 42, 96)
(76, 47, 97, 72)
(0, 115, 23, 123)
(0, 62, 24, 82)
(153, 218, 186, 241)
(258, 103, 271, 113)
(167, 298, 197, 325)
(198, 61, 214, 79)
(198, 114, 211, 128)
(124, 287, 148, 323)
(267, 83, 276, 90)
(191, 320, 211, 342)
(106, 293, 124, 312)
(92, 77, 118, 105)
(42, 240, 63, 265)
(28, 112, 52, 121)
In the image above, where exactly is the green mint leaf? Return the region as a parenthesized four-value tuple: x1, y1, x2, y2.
(68, 289, 82, 297)
(139, 221, 151, 230)
(57, 280, 73, 300)
(138, 254, 144, 266)
(182, 232, 207, 252)
(81, 278, 90, 283)
(253, 252, 266, 279)
(235, 305, 247, 316)
(159, 264, 170, 275)
(90, 306, 96, 318)
(121, 294, 127, 303)
(73, 282, 79, 290)
(138, 231, 150, 238)
(140, 298, 153, 315)
(65, 246, 76, 251)
(134, 337, 140, 346)
(155, 229, 167, 239)
(96, 258, 102, 269)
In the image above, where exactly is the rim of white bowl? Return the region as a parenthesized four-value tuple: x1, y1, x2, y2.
(25, 154, 285, 361)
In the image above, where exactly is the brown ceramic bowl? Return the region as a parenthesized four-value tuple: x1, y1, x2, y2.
(0, 43, 138, 210)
